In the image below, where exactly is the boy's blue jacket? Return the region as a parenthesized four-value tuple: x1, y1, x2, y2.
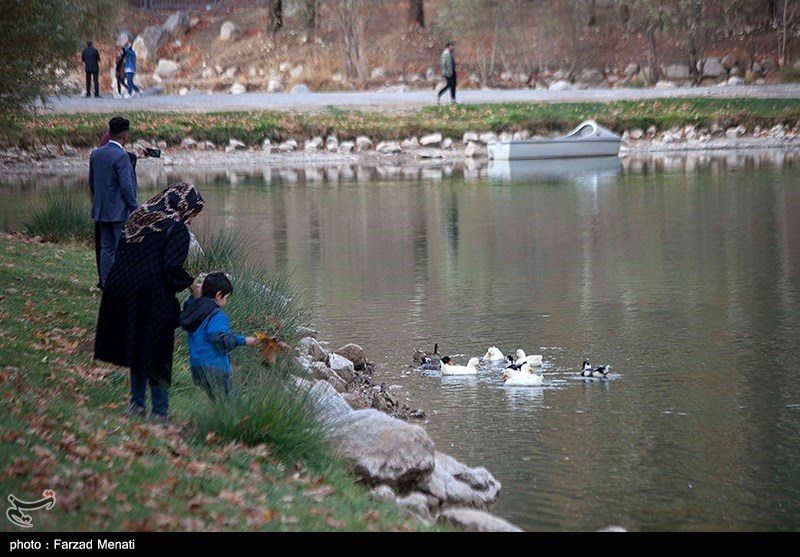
(179, 296, 245, 373)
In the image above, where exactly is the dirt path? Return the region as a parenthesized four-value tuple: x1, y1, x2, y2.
(41, 83, 800, 115)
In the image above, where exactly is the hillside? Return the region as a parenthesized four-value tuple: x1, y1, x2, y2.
(68, 0, 795, 99)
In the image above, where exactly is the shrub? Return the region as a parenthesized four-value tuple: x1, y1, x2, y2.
(23, 192, 93, 244)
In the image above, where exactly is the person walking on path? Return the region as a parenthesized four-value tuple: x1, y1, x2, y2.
(114, 47, 127, 98)
(123, 42, 141, 98)
(89, 116, 138, 290)
(94, 182, 205, 423)
(179, 272, 259, 400)
(437, 42, 457, 105)
(81, 41, 101, 98)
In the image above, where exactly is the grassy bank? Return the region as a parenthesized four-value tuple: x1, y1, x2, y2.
(0, 232, 446, 532)
(5, 98, 800, 149)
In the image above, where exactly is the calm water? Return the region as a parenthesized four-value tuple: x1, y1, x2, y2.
(3, 151, 800, 532)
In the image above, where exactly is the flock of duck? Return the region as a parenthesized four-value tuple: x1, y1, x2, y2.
(412, 343, 611, 387)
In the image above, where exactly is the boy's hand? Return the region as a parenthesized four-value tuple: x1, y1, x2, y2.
(245, 336, 259, 347)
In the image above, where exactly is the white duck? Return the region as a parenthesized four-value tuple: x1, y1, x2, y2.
(441, 356, 481, 376)
(482, 346, 505, 362)
(581, 360, 610, 378)
(514, 349, 543, 367)
(502, 362, 543, 387)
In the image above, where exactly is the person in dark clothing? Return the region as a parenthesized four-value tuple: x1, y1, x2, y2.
(437, 42, 457, 105)
(114, 47, 127, 97)
(179, 272, 258, 400)
(89, 116, 138, 290)
(94, 182, 205, 422)
(81, 41, 101, 98)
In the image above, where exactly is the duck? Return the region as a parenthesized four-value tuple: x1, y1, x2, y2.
(419, 355, 441, 371)
(413, 343, 442, 365)
(482, 346, 505, 362)
(581, 360, 610, 379)
(502, 362, 543, 387)
(514, 348, 543, 367)
(440, 356, 481, 376)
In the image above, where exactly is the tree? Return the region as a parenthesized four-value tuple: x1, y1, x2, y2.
(0, 0, 118, 126)
(772, 0, 799, 67)
(409, 0, 424, 28)
(332, 0, 368, 81)
(302, 0, 318, 29)
(667, 0, 720, 85)
(619, 0, 665, 84)
(268, 0, 283, 34)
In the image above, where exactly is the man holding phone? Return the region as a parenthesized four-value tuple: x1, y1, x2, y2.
(89, 116, 138, 290)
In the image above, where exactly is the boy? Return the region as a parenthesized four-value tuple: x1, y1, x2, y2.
(179, 272, 258, 399)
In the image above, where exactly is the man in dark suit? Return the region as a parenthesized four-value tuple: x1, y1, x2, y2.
(89, 116, 138, 289)
(81, 41, 101, 98)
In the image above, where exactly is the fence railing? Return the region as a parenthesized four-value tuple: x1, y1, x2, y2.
(141, 0, 272, 15)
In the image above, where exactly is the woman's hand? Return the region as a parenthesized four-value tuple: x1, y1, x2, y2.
(189, 282, 202, 299)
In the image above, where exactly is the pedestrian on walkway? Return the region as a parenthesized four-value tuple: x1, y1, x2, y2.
(82, 41, 101, 98)
(437, 42, 457, 105)
(123, 42, 141, 97)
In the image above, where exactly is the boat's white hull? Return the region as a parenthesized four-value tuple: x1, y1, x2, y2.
(487, 120, 621, 161)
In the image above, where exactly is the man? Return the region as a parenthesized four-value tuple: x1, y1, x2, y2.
(437, 42, 456, 105)
(81, 41, 101, 98)
(123, 42, 141, 98)
(89, 116, 138, 289)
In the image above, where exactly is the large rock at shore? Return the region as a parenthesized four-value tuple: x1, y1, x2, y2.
(330, 408, 436, 491)
(419, 451, 502, 509)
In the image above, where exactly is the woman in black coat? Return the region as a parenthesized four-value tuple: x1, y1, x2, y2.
(94, 182, 205, 421)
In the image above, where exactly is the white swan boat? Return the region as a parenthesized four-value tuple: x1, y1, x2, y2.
(487, 120, 621, 161)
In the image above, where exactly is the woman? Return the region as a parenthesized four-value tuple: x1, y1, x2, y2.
(94, 182, 205, 422)
(114, 47, 127, 97)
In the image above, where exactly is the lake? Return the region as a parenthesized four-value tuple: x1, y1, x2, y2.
(2, 150, 800, 532)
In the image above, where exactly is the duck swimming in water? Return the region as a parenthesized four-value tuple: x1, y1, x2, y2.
(441, 356, 481, 376)
(482, 346, 505, 362)
(502, 362, 543, 387)
(581, 360, 610, 378)
(413, 343, 442, 365)
(514, 348, 543, 367)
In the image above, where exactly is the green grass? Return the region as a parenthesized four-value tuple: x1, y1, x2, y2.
(0, 233, 449, 532)
(6, 97, 799, 149)
(22, 192, 94, 245)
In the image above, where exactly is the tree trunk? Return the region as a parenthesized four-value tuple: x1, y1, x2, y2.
(303, 0, 317, 29)
(409, 0, 424, 28)
(268, 0, 283, 35)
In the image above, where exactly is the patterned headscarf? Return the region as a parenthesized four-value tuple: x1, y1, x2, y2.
(124, 182, 205, 244)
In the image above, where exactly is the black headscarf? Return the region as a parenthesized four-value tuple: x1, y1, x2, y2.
(124, 182, 204, 244)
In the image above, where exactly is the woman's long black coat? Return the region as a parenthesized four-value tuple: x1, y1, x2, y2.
(94, 220, 194, 387)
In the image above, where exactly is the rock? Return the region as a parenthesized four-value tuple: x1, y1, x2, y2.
(163, 11, 190, 38)
(420, 133, 443, 147)
(61, 144, 77, 157)
(339, 141, 355, 154)
(154, 59, 180, 78)
(335, 343, 367, 370)
(290, 84, 310, 94)
(463, 132, 479, 143)
(220, 21, 243, 42)
(437, 508, 523, 532)
(355, 136, 373, 151)
(376, 141, 402, 154)
(419, 451, 501, 509)
(327, 408, 436, 491)
(133, 25, 170, 62)
(464, 141, 479, 158)
(548, 80, 574, 91)
(267, 78, 285, 92)
(663, 64, 689, 80)
(228, 138, 246, 150)
(702, 57, 725, 78)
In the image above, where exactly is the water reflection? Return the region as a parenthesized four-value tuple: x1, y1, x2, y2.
(2, 150, 800, 531)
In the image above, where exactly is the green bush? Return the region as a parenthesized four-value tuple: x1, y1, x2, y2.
(23, 192, 93, 244)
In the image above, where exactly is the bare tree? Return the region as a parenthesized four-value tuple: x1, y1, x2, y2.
(667, 0, 721, 85)
(409, 0, 424, 28)
(722, 0, 773, 71)
(551, 0, 598, 80)
(773, 0, 800, 67)
(268, 0, 283, 34)
(620, 0, 666, 84)
(302, 0, 318, 29)
(332, 0, 368, 81)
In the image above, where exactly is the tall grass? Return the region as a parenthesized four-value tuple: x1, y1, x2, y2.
(22, 192, 93, 244)
(182, 226, 325, 470)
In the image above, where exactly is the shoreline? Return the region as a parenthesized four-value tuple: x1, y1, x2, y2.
(1, 135, 799, 177)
